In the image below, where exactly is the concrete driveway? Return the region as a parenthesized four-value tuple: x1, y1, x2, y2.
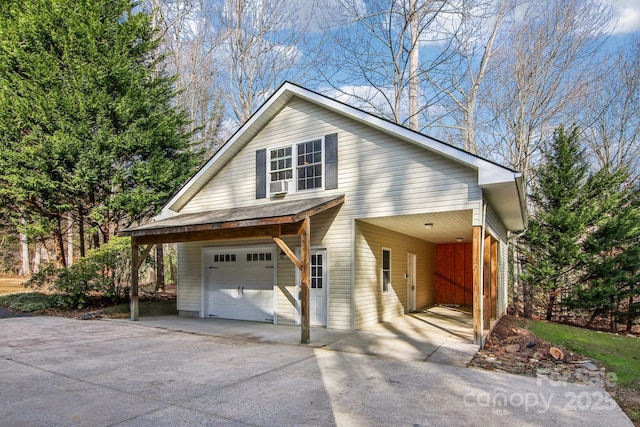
(0, 316, 633, 427)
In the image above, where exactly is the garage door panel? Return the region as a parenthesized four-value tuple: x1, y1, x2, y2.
(203, 247, 275, 323)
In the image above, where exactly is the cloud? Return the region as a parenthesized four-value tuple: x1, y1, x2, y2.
(606, 0, 640, 34)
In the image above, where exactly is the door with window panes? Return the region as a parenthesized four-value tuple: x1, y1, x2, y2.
(297, 248, 327, 326)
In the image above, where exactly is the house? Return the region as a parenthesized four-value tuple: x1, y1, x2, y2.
(119, 82, 526, 346)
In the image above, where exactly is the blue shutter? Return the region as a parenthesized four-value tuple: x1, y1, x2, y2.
(256, 149, 266, 199)
(325, 133, 338, 190)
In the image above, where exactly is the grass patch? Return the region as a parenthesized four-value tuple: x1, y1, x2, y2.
(527, 320, 640, 390)
(0, 292, 59, 312)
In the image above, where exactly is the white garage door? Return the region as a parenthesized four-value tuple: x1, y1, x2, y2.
(203, 246, 275, 323)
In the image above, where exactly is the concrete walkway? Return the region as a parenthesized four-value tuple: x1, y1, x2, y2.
(128, 306, 477, 366)
(0, 316, 633, 427)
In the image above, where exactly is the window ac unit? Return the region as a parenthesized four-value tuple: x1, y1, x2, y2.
(270, 180, 289, 195)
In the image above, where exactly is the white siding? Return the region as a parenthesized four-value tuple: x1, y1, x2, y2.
(177, 97, 484, 329)
(354, 221, 435, 329)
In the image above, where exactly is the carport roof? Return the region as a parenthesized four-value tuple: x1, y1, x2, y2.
(119, 194, 345, 241)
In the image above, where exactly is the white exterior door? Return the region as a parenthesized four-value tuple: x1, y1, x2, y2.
(407, 252, 417, 312)
(310, 249, 327, 326)
(296, 248, 327, 326)
(202, 246, 275, 323)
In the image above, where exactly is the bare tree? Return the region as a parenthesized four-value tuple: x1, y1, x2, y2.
(429, 0, 517, 153)
(316, 0, 458, 128)
(215, 0, 322, 126)
(146, 0, 321, 148)
(580, 38, 640, 178)
(483, 0, 612, 180)
(146, 0, 226, 153)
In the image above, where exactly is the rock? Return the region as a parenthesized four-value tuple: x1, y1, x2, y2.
(81, 313, 93, 320)
(526, 341, 536, 348)
(505, 343, 521, 353)
(582, 362, 599, 371)
(549, 347, 565, 360)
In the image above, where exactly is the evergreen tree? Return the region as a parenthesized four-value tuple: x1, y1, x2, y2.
(520, 126, 590, 320)
(0, 0, 201, 265)
(570, 179, 640, 332)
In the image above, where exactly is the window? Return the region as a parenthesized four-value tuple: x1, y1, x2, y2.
(297, 139, 322, 190)
(382, 248, 391, 293)
(246, 252, 272, 262)
(259, 134, 337, 198)
(213, 254, 236, 262)
(269, 147, 292, 182)
(311, 253, 323, 289)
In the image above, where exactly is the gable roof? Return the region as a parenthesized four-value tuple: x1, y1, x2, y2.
(161, 82, 526, 231)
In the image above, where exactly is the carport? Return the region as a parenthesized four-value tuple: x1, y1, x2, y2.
(118, 194, 345, 344)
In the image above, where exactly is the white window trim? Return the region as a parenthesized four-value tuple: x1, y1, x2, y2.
(267, 145, 292, 183)
(266, 136, 325, 197)
(382, 247, 392, 294)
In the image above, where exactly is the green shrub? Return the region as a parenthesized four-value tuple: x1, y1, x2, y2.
(24, 237, 132, 309)
(0, 292, 59, 312)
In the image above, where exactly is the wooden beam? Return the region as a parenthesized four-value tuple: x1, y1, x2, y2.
(472, 226, 483, 345)
(300, 217, 311, 344)
(282, 220, 307, 236)
(130, 243, 139, 321)
(131, 225, 282, 245)
(135, 244, 154, 271)
(273, 237, 302, 270)
(124, 216, 299, 238)
(156, 244, 165, 292)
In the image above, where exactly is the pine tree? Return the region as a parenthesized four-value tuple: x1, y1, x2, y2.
(520, 126, 590, 320)
(570, 178, 640, 332)
(0, 0, 201, 265)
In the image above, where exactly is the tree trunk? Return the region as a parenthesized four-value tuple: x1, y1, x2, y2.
(67, 214, 73, 266)
(33, 244, 41, 274)
(54, 215, 67, 268)
(155, 244, 165, 292)
(408, 0, 419, 131)
(585, 309, 599, 328)
(610, 298, 616, 333)
(546, 291, 556, 321)
(512, 238, 519, 303)
(168, 246, 176, 285)
(19, 214, 31, 276)
(78, 207, 86, 258)
(627, 294, 634, 333)
(523, 278, 533, 318)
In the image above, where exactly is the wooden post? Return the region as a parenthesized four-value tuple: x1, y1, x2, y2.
(472, 226, 483, 345)
(300, 217, 311, 344)
(155, 244, 165, 292)
(130, 242, 153, 321)
(491, 238, 498, 318)
(131, 243, 139, 321)
(483, 233, 492, 330)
